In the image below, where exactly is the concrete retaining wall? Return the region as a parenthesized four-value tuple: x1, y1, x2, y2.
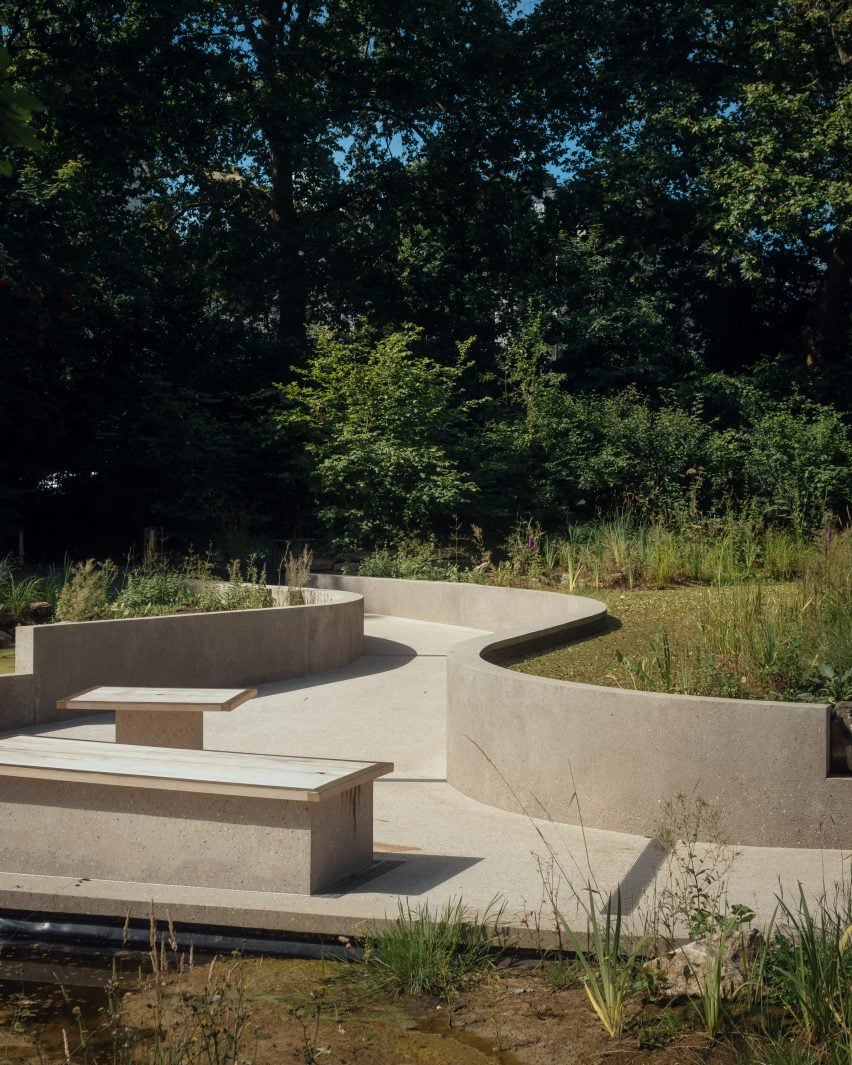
(311, 573, 607, 633)
(0, 590, 363, 731)
(313, 574, 848, 848)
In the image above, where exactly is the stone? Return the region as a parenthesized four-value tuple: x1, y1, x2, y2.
(0, 630, 12, 648)
(28, 601, 52, 621)
(651, 927, 764, 999)
(830, 703, 852, 774)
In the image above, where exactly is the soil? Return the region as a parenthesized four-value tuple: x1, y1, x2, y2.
(0, 953, 745, 1065)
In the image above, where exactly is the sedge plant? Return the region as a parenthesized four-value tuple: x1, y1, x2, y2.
(555, 889, 646, 1038)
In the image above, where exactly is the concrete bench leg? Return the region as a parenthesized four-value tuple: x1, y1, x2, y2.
(115, 710, 204, 749)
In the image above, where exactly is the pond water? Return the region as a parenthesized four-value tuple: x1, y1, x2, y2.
(0, 934, 526, 1065)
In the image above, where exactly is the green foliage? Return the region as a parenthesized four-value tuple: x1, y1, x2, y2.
(603, 529, 852, 700)
(216, 559, 274, 611)
(0, 48, 43, 176)
(542, 958, 585, 991)
(1, 2, 852, 557)
(281, 328, 478, 550)
(357, 538, 461, 581)
(553, 890, 645, 1039)
(365, 897, 504, 1001)
(54, 559, 116, 622)
(55, 554, 273, 620)
(0, 555, 46, 623)
(768, 885, 852, 1047)
(114, 562, 190, 617)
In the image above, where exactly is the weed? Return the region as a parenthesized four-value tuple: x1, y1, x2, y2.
(554, 890, 646, 1038)
(284, 544, 313, 606)
(358, 537, 461, 581)
(652, 790, 741, 944)
(542, 958, 585, 990)
(54, 559, 117, 622)
(768, 884, 852, 1046)
(364, 897, 504, 1001)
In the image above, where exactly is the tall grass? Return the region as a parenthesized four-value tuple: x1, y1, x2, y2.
(768, 885, 852, 1046)
(51, 552, 275, 622)
(357, 513, 827, 591)
(365, 897, 504, 1001)
(554, 891, 646, 1038)
(0, 554, 48, 623)
(613, 530, 852, 700)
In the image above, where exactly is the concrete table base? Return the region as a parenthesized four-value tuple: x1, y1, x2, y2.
(116, 709, 203, 750)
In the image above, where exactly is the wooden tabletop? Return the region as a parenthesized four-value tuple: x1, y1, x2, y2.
(0, 735, 394, 802)
(56, 686, 258, 714)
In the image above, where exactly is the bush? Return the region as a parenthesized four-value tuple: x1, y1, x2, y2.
(55, 559, 117, 622)
(279, 327, 478, 550)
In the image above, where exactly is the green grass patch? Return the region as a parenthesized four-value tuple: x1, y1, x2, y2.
(0, 647, 14, 674)
(364, 898, 504, 1001)
(510, 575, 850, 701)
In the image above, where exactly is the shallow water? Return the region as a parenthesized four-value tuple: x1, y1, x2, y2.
(0, 939, 523, 1064)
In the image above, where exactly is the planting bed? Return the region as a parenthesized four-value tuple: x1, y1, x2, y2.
(507, 584, 807, 700)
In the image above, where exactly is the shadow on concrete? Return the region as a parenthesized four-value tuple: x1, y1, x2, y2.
(601, 838, 667, 916)
(362, 635, 419, 656)
(258, 651, 420, 695)
(320, 853, 483, 898)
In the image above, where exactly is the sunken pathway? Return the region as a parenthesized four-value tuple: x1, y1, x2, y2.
(7, 614, 849, 944)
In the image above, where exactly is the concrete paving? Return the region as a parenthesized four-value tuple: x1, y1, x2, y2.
(5, 613, 850, 946)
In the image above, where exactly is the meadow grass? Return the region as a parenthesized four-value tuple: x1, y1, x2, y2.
(508, 526, 851, 700)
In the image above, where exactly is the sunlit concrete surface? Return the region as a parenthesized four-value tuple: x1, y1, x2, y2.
(6, 614, 849, 945)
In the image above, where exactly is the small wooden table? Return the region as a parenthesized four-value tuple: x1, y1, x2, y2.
(56, 686, 257, 750)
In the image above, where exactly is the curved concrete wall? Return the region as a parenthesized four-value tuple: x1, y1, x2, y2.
(0, 589, 363, 730)
(311, 573, 607, 634)
(313, 574, 848, 848)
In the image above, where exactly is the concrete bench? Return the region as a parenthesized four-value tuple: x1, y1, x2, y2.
(0, 735, 393, 894)
(56, 686, 258, 750)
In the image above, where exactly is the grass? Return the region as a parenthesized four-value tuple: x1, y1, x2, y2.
(554, 891, 645, 1038)
(0, 647, 14, 674)
(358, 518, 852, 701)
(52, 553, 274, 622)
(364, 897, 504, 1001)
(509, 569, 851, 701)
(360, 515, 831, 590)
(3, 882, 851, 1063)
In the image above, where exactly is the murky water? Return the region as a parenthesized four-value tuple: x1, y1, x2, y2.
(0, 935, 524, 1064)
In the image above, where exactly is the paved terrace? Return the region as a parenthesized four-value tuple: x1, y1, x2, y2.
(6, 613, 850, 946)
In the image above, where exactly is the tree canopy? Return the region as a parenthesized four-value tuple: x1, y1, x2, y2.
(1, 1, 850, 557)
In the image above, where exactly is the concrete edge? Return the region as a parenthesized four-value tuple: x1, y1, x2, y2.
(312, 575, 847, 849)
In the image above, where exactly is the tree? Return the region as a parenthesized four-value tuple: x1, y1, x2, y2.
(530, 0, 852, 385)
(279, 327, 478, 548)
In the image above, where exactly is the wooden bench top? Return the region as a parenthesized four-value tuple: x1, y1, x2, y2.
(56, 686, 258, 714)
(0, 736, 393, 802)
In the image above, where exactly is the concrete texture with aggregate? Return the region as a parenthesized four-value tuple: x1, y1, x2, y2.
(1, 613, 847, 945)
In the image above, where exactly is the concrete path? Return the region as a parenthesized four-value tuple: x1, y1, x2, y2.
(11, 613, 850, 946)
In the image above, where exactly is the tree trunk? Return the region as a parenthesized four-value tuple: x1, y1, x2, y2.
(268, 139, 307, 370)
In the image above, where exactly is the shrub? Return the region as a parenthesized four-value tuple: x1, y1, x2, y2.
(55, 559, 116, 621)
(114, 564, 190, 616)
(357, 537, 460, 581)
(279, 327, 479, 550)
